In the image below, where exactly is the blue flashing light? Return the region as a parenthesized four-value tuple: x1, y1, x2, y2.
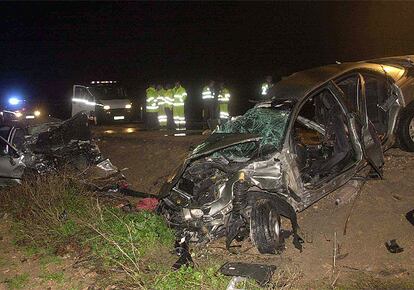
(8, 97, 22, 106)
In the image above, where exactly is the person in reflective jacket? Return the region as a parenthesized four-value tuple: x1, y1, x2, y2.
(145, 84, 159, 130)
(157, 85, 167, 128)
(173, 81, 187, 130)
(202, 80, 217, 128)
(217, 82, 231, 122)
(164, 84, 175, 129)
(260, 75, 273, 98)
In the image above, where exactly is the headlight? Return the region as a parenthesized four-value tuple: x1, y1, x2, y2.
(34, 110, 41, 117)
(15, 111, 22, 118)
(103, 105, 110, 110)
(125, 104, 132, 109)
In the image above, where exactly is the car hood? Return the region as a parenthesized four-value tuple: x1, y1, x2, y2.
(190, 133, 262, 159)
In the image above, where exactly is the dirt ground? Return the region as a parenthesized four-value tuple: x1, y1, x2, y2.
(96, 124, 414, 288)
(0, 216, 97, 290)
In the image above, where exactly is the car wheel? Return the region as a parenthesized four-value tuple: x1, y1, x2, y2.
(250, 199, 283, 254)
(398, 105, 414, 152)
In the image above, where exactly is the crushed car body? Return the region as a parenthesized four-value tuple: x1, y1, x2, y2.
(158, 55, 414, 254)
(0, 113, 121, 187)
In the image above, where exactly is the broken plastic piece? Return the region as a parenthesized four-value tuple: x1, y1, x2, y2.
(226, 276, 247, 290)
(406, 209, 414, 226)
(220, 262, 276, 286)
(385, 239, 404, 253)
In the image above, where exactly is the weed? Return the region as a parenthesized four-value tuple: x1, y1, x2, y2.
(40, 271, 65, 284)
(153, 265, 229, 290)
(22, 245, 41, 256)
(6, 273, 29, 289)
(87, 207, 175, 285)
(39, 254, 62, 268)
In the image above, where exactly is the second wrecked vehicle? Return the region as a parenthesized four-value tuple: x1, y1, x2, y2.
(158, 55, 414, 254)
(0, 113, 120, 186)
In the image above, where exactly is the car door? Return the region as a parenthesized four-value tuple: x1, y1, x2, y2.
(0, 127, 25, 184)
(357, 73, 385, 176)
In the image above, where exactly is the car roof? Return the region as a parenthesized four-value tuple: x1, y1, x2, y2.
(268, 55, 411, 102)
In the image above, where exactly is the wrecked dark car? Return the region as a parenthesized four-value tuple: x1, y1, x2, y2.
(0, 113, 119, 187)
(159, 55, 414, 254)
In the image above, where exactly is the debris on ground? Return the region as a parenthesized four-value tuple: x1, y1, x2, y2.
(136, 197, 159, 211)
(334, 179, 364, 206)
(172, 239, 193, 270)
(385, 239, 404, 253)
(406, 209, 414, 226)
(220, 262, 277, 286)
(226, 276, 247, 290)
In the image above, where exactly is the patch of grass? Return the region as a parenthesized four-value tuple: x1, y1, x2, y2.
(0, 173, 233, 288)
(40, 271, 65, 284)
(153, 266, 229, 290)
(89, 208, 174, 262)
(1, 173, 93, 250)
(87, 207, 175, 285)
(22, 245, 41, 256)
(6, 273, 29, 289)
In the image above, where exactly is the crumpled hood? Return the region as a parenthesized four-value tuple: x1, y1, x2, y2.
(99, 99, 131, 109)
(190, 133, 262, 159)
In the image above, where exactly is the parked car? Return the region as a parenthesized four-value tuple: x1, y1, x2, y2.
(158, 55, 414, 254)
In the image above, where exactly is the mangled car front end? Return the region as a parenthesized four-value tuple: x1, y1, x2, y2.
(158, 105, 302, 253)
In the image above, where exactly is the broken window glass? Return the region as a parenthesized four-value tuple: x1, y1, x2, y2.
(214, 107, 291, 161)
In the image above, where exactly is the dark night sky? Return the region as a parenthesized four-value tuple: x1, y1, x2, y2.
(1, 1, 414, 118)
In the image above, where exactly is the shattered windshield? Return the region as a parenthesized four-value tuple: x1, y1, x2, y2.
(213, 106, 291, 161)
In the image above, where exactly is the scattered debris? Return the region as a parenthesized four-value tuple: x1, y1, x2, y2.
(220, 262, 276, 286)
(406, 209, 414, 226)
(391, 194, 402, 201)
(172, 238, 193, 270)
(226, 276, 247, 290)
(385, 239, 404, 253)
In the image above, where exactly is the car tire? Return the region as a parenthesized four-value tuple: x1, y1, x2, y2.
(250, 199, 283, 254)
(398, 104, 414, 152)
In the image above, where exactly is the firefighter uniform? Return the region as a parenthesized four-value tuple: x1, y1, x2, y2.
(173, 85, 187, 129)
(202, 85, 217, 122)
(218, 87, 230, 120)
(164, 87, 175, 129)
(157, 87, 167, 127)
(145, 86, 159, 129)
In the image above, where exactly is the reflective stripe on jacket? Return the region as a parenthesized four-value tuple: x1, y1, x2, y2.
(202, 86, 214, 100)
(146, 87, 158, 113)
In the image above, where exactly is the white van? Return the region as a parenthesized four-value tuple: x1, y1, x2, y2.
(71, 81, 133, 124)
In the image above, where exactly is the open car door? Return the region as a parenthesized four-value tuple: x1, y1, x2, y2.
(0, 128, 25, 185)
(357, 73, 385, 176)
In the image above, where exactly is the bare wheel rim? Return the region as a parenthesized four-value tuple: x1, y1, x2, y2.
(410, 117, 414, 141)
